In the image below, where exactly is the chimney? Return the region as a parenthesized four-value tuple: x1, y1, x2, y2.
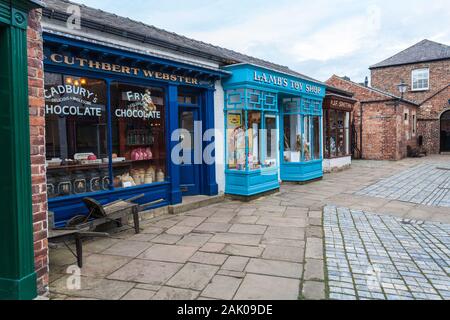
(364, 76, 369, 87)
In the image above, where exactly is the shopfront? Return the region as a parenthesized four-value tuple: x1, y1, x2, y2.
(322, 90, 356, 172)
(43, 33, 225, 226)
(222, 64, 326, 197)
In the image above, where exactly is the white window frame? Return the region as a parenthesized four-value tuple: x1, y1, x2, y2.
(411, 68, 429, 91)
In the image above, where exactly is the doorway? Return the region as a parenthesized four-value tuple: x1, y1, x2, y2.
(440, 110, 450, 153)
(179, 107, 201, 195)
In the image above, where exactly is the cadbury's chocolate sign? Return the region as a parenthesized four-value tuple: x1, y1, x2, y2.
(47, 53, 201, 86)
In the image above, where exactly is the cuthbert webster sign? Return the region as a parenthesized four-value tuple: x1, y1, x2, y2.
(252, 70, 323, 96)
(46, 53, 201, 86)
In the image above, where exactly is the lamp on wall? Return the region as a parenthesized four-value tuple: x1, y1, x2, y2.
(397, 80, 408, 99)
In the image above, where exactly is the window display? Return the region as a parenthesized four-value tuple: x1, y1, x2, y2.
(225, 89, 279, 171)
(45, 73, 109, 198)
(45, 72, 167, 199)
(111, 83, 166, 189)
(324, 109, 350, 158)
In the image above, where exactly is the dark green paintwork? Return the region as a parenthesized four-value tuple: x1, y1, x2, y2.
(0, 0, 43, 300)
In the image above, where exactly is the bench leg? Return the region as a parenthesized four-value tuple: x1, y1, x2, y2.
(75, 235, 83, 268)
(133, 207, 140, 234)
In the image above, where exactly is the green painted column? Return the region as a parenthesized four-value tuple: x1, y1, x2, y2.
(0, 0, 43, 300)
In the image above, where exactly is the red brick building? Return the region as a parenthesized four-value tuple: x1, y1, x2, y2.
(326, 75, 419, 160)
(370, 40, 450, 154)
(28, 8, 48, 296)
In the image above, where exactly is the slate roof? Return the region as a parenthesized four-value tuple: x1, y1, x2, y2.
(43, 0, 322, 84)
(370, 39, 450, 69)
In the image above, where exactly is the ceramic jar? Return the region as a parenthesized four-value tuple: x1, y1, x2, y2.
(156, 169, 165, 182)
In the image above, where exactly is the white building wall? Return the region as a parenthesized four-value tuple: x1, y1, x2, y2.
(214, 81, 226, 193)
(323, 156, 352, 173)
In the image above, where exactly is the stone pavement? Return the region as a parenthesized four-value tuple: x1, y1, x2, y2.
(324, 206, 450, 300)
(48, 155, 450, 300)
(356, 163, 450, 208)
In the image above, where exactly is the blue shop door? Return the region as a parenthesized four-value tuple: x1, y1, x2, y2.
(179, 108, 201, 195)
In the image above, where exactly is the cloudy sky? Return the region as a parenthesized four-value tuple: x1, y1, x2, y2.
(74, 0, 450, 83)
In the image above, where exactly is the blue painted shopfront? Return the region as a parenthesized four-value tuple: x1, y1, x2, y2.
(43, 33, 225, 226)
(222, 63, 326, 196)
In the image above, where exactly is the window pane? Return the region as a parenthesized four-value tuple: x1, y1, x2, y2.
(283, 114, 301, 163)
(337, 111, 345, 157)
(248, 111, 262, 170)
(45, 73, 108, 199)
(264, 114, 277, 168)
(312, 116, 321, 160)
(303, 116, 311, 161)
(227, 111, 245, 170)
(111, 83, 166, 188)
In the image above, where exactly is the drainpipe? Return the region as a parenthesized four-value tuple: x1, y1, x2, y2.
(360, 103, 363, 159)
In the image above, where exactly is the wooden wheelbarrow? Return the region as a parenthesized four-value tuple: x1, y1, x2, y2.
(66, 194, 165, 234)
(49, 196, 164, 268)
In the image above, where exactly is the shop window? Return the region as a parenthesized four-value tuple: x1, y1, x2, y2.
(45, 73, 108, 198)
(324, 109, 350, 159)
(284, 114, 302, 163)
(312, 116, 321, 160)
(111, 83, 166, 189)
(264, 114, 278, 167)
(226, 111, 245, 170)
(303, 116, 311, 161)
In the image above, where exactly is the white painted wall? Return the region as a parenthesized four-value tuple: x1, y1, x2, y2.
(214, 81, 226, 193)
(323, 156, 352, 173)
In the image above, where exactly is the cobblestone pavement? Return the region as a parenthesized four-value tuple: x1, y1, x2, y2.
(324, 206, 450, 300)
(48, 155, 450, 300)
(356, 163, 450, 208)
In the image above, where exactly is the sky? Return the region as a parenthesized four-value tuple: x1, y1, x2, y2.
(73, 0, 450, 83)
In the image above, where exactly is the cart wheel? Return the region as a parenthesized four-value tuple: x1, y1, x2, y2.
(66, 215, 88, 228)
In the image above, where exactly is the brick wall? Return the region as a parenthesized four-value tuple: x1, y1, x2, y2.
(371, 60, 450, 104)
(326, 75, 418, 160)
(27, 8, 48, 296)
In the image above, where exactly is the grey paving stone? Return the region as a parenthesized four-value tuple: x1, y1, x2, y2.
(195, 222, 232, 233)
(257, 217, 306, 228)
(177, 216, 207, 228)
(264, 226, 305, 240)
(221, 245, 264, 258)
(152, 287, 200, 300)
(121, 289, 156, 300)
(304, 259, 325, 281)
(200, 243, 226, 253)
(189, 252, 229, 266)
(51, 276, 135, 300)
(229, 224, 267, 235)
(222, 256, 250, 272)
(246, 258, 303, 279)
(107, 259, 183, 285)
(80, 254, 131, 278)
(202, 275, 242, 300)
(305, 238, 324, 260)
(165, 226, 195, 236)
(139, 244, 198, 263)
(167, 263, 219, 291)
(234, 274, 300, 300)
(103, 241, 152, 258)
(210, 233, 262, 246)
(262, 245, 304, 263)
(302, 281, 326, 300)
(151, 234, 183, 245)
(231, 216, 259, 224)
(177, 234, 213, 247)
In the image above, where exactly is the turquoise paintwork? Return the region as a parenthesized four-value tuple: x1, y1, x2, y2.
(223, 64, 326, 196)
(222, 63, 326, 99)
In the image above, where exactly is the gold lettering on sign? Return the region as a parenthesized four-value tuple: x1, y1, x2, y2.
(48, 53, 203, 85)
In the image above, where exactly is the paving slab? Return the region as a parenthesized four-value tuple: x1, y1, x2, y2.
(167, 263, 219, 291)
(152, 287, 200, 300)
(222, 256, 250, 272)
(151, 234, 183, 245)
(264, 226, 305, 240)
(234, 274, 300, 300)
(139, 244, 198, 263)
(80, 254, 130, 278)
(121, 289, 156, 300)
(177, 234, 213, 247)
(103, 241, 152, 258)
(195, 222, 232, 233)
(262, 245, 304, 263)
(189, 252, 229, 266)
(305, 238, 324, 260)
(202, 275, 242, 300)
(221, 244, 264, 258)
(228, 224, 267, 235)
(304, 259, 325, 281)
(210, 233, 262, 246)
(107, 259, 183, 285)
(302, 281, 326, 300)
(246, 258, 303, 279)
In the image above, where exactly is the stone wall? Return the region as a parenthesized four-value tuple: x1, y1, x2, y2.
(27, 8, 48, 296)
